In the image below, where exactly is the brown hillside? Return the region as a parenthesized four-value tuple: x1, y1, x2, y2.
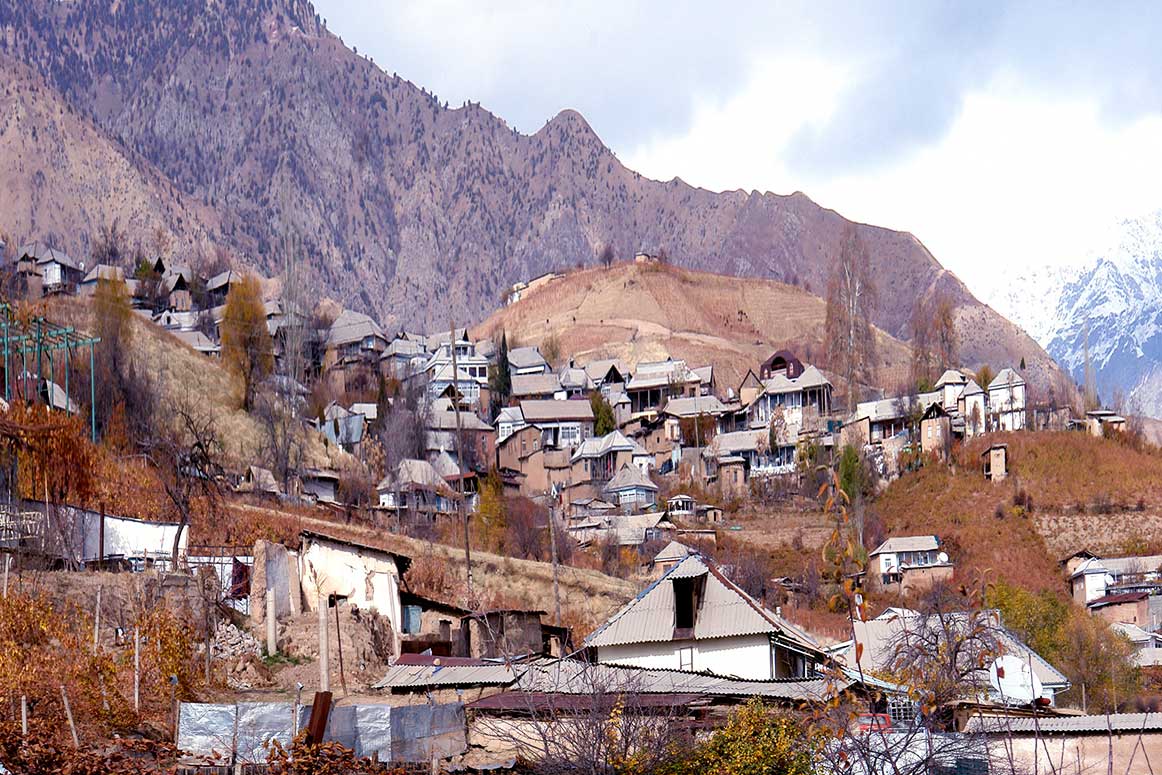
(0, 0, 1069, 401)
(0, 54, 225, 264)
(474, 261, 913, 393)
(873, 432, 1162, 595)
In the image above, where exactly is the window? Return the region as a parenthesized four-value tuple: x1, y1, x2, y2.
(402, 605, 422, 635)
(679, 646, 694, 670)
(674, 578, 697, 630)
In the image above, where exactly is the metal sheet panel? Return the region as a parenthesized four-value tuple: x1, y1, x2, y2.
(177, 702, 237, 762)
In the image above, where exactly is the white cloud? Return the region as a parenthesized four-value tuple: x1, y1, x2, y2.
(625, 61, 1162, 297)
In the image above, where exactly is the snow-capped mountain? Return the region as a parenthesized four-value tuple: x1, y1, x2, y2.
(980, 263, 1076, 345)
(1034, 211, 1162, 416)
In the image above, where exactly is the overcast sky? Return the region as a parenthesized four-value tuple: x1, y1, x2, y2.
(314, 1, 1162, 297)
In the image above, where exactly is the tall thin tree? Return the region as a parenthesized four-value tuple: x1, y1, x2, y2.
(824, 225, 878, 412)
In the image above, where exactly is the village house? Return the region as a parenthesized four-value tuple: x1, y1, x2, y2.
(920, 402, 952, 459)
(866, 535, 953, 594)
(1085, 409, 1127, 437)
(516, 399, 594, 449)
(744, 352, 833, 437)
(17, 242, 85, 296)
(987, 367, 1027, 431)
(510, 372, 563, 402)
(1067, 552, 1162, 627)
(557, 364, 594, 398)
(462, 609, 565, 659)
(399, 591, 471, 656)
(660, 394, 726, 446)
(602, 463, 659, 511)
(495, 424, 572, 500)
(831, 607, 1070, 706)
(426, 397, 496, 472)
(566, 511, 675, 547)
(567, 430, 652, 501)
(299, 469, 340, 503)
(323, 309, 388, 391)
(583, 358, 628, 396)
(298, 530, 409, 642)
(495, 405, 526, 443)
(78, 264, 125, 295)
(645, 540, 692, 577)
(508, 346, 550, 376)
(376, 459, 461, 524)
(205, 269, 243, 307)
(585, 553, 824, 679)
(1088, 591, 1151, 627)
(624, 357, 706, 416)
(958, 379, 988, 437)
(379, 336, 428, 380)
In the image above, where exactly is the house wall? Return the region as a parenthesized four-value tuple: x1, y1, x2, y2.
(840, 418, 870, 449)
(988, 732, 1162, 775)
(986, 448, 1007, 481)
(961, 394, 987, 437)
(718, 461, 747, 499)
(1093, 599, 1149, 627)
(920, 416, 950, 458)
(299, 539, 403, 636)
(596, 633, 775, 679)
(465, 612, 545, 659)
(1071, 573, 1107, 605)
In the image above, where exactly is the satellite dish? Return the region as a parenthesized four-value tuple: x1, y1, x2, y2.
(989, 655, 1042, 705)
(937, 551, 949, 564)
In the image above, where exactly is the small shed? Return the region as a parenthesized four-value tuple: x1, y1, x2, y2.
(982, 443, 1008, 482)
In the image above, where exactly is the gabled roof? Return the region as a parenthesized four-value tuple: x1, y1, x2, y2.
(382, 337, 426, 359)
(426, 397, 493, 431)
(376, 459, 459, 498)
(18, 242, 81, 270)
(961, 379, 985, 397)
(704, 429, 765, 458)
(934, 369, 969, 388)
(759, 364, 831, 396)
(870, 535, 940, 555)
(206, 269, 240, 291)
(511, 373, 563, 397)
(508, 346, 548, 370)
(652, 540, 692, 564)
(558, 366, 593, 391)
(603, 463, 658, 493)
(81, 264, 124, 284)
(1088, 591, 1148, 609)
(519, 399, 594, 424)
(327, 309, 386, 348)
(662, 395, 727, 418)
(988, 367, 1025, 391)
(583, 358, 626, 383)
(585, 554, 820, 654)
(571, 430, 646, 462)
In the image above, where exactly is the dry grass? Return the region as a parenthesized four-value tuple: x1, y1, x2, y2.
(874, 431, 1162, 594)
(474, 262, 913, 392)
(47, 296, 338, 472)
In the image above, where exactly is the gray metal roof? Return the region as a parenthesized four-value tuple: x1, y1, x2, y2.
(371, 662, 517, 690)
(870, 535, 941, 555)
(519, 399, 594, 423)
(964, 713, 1162, 735)
(585, 555, 819, 653)
(603, 463, 658, 494)
(662, 395, 727, 417)
(514, 658, 840, 701)
(508, 346, 548, 370)
(511, 373, 562, 397)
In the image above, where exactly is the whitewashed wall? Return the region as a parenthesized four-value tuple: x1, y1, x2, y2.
(298, 538, 402, 634)
(596, 633, 773, 680)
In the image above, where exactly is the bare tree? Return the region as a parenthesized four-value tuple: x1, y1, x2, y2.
(596, 243, 615, 269)
(825, 225, 878, 412)
(148, 401, 225, 568)
(255, 390, 305, 488)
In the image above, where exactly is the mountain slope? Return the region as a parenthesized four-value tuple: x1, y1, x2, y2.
(1040, 211, 1162, 415)
(0, 0, 1068, 398)
(0, 54, 225, 262)
(474, 261, 916, 392)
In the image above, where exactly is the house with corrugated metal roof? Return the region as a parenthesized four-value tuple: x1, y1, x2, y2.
(585, 553, 823, 680)
(867, 535, 953, 594)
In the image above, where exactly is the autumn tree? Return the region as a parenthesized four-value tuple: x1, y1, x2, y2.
(220, 273, 273, 411)
(824, 225, 877, 411)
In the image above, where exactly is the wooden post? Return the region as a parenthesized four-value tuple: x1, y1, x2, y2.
(133, 626, 141, 713)
(266, 596, 277, 657)
(98, 503, 105, 569)
(60, 686, 79, 748)
(2, 553, 9, 597)
(334, 601, 348, 697)
(318, 594, 329, 692)
(93, 586, 102, 655)
(20, 694, 27, 736)
(548, 504, 562, 627)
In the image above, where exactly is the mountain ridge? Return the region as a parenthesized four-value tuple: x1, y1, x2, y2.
(0, 0, 1070, 398)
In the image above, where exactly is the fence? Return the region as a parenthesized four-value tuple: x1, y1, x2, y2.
(177, 701, 467, 765)
(187, 545, 253, 615)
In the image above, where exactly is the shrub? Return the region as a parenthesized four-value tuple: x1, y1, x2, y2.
(1013, 488, 1035, 513)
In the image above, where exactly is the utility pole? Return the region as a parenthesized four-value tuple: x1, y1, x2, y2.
(548, 497, 562, 627)
(449, 321, 474, 601)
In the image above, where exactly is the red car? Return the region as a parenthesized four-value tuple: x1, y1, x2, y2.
(855, 713, 892, 734)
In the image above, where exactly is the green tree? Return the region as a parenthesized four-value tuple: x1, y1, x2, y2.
(837, 444, 866, 503)
(488, 330, 511, 408)
(590, 391, 616, 436)
(221, 273, 273, 411)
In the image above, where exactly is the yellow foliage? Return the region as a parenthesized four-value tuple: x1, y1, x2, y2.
(220, 274, 273, 410)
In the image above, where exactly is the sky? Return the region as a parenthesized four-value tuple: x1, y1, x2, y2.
(314, 1, 1162, 298)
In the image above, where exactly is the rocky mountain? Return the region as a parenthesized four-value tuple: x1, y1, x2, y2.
(1031, 211, 1162, 416)
(0, 0, 1068, 397)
